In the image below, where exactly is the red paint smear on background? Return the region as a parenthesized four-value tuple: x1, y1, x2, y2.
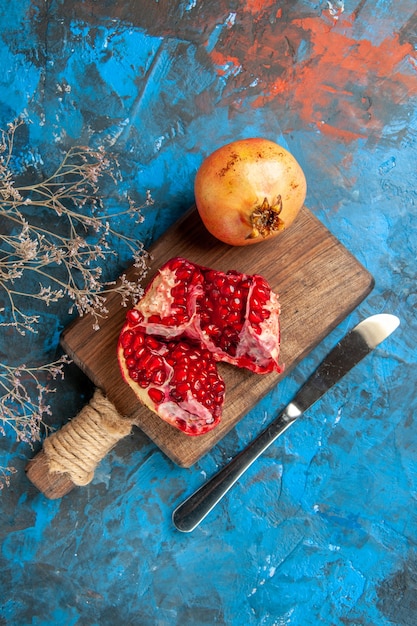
(210, 10, 417, 142)
(244, 0, 276, 13)
(285, 17, 417, 137)
(209, 49, 241, 77)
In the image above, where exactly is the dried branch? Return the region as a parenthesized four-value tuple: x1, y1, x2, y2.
(0, 355, 72, 443)
(0, 465, 17, 490)
(0, 118, 153, 334)
(0, 119, 154, 472)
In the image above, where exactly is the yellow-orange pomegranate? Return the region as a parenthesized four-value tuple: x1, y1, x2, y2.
(194, 137, 307, 246)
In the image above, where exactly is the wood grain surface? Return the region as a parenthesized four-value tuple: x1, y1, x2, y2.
(60, 206, 374, 467)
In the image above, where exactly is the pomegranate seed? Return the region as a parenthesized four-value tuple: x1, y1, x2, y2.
(126, 357, 136, 370)
(215, 377, 225, 390)
(126, 309, 143, 325)
(148, 354, 164, 370)
(221, 284, 235, 296)
(148, 388, 164, 405)
(176, 268, 193, 280)
(168, 257, 184, 270)
(139, 351, 154, 368)
(135, 346, 146, 360)
(175, 312, 189, 324)
(230, 297, 242, 310)
(249, 310, 263, 324)
(162, 316, 178, 326)
(219, 306, 229, 318)
(205, 324, 221, 338)
(204, 270, 216, 282)
(170, 389, 183, 402)
(176, 381, 190, 396)
(145, 336, 161, 351)
(173, 343, 190, 354)
(120, 330, 134, 348)
(171, 285, 186, 298)
(172, 367, 189, 383)
(151, 369, 166, 385)
(227, 311, 240, 324)
(238, 355, 254, 369)
(195, 388, 205, 401)
(254, 276, 269, 291)
(138, 378, 150, 388)
(132, 334, 145, 350)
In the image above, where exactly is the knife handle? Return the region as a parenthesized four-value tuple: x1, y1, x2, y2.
(173, 405, 300, 532)
(25, 389, 133, 499)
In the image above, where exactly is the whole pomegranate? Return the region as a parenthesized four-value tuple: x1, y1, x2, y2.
(118, 257, 282, 436)
(194, 138, 306, 246)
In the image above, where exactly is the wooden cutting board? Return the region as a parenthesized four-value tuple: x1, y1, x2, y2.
(60, 206, 374, 467)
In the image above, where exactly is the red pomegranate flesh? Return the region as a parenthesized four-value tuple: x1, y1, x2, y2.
(117, 257, 282, 436)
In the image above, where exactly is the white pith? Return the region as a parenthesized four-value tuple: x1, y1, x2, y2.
(138, 267, 178, 319)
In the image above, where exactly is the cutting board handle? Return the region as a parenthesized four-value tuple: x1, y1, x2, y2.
(25, 389, 133, 499)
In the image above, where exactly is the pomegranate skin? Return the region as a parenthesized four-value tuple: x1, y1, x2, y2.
(194, 137, 307, 246)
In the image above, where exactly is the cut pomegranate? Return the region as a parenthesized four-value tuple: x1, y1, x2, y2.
(132, 257, 282, 374)
(117, 257, 282, 436)
(118, 327, 224, 435)
(197, 268, 281, 374)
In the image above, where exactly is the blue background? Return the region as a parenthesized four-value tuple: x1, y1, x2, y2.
(1, 1, 416, 624)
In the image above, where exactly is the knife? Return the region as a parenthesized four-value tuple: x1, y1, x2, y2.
(172, 313, 400, 532)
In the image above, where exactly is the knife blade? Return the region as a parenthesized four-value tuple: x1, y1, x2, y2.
(172, 313, 400, 532)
